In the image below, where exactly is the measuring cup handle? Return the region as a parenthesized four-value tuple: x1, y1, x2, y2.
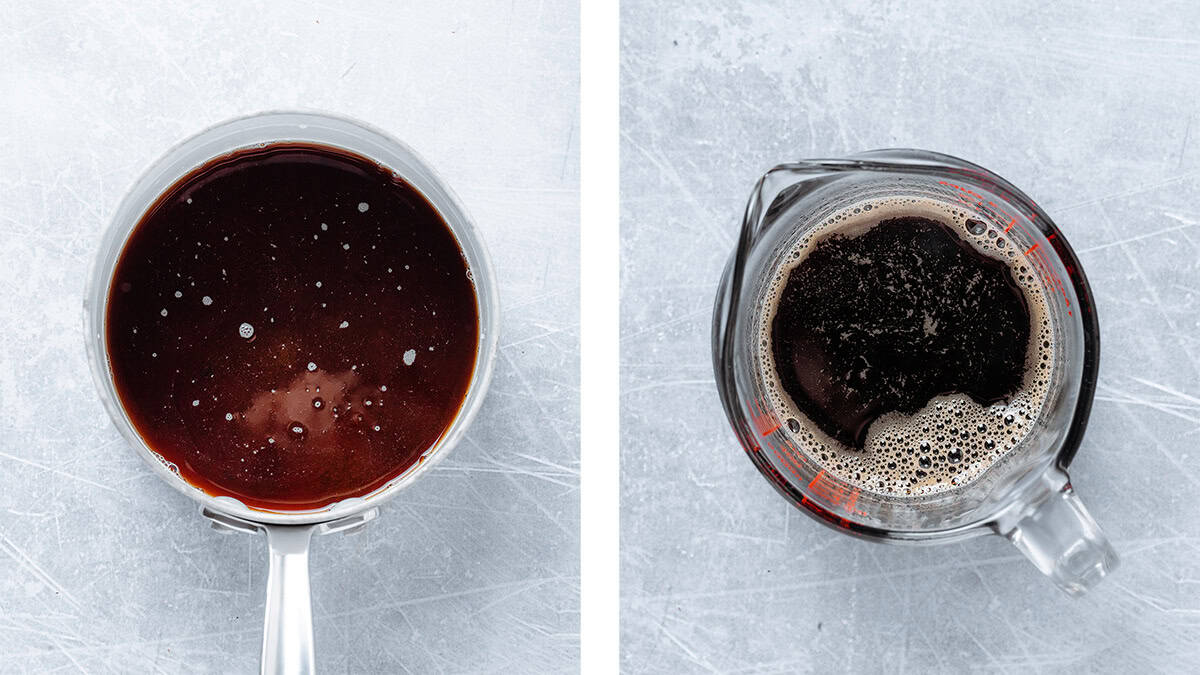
(261, 524, 317, 675)
(997, 468, 1118, 597)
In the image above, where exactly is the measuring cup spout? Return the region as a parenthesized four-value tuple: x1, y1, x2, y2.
(995, 468, 1119, 597)
(262, 524, 318, 675)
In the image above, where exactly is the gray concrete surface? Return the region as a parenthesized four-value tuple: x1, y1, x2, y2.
(0, 2, 578, 672)
(621, 1, 1200, 672)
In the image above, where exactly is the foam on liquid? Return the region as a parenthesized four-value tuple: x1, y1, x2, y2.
(757, 196, 1056, 497)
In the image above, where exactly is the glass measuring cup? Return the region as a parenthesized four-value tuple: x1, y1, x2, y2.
(713, 149, 1117, 596)
(84, 111, 499, 671)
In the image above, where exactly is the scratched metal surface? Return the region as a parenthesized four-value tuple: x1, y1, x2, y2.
(0, 2, 578, 672)
(621, 1, 1200, 672)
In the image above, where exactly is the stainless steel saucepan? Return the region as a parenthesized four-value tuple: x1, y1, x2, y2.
(84, 111, 499, 673)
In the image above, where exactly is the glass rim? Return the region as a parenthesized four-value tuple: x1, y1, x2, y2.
(83, 110, 500, 525)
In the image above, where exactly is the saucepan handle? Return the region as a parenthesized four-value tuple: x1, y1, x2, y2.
(261, 524, 318, 674)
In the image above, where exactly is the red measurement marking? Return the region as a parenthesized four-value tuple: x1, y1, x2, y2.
(1031, 248, 1072, 312)
(748, 400, 781, 437)
(1033, 248, 1072, 311)
(771, 437, 810, 478)
(1025, 242, 1039, 255)
(754, 417, 780, 436)
(778, 436, 809, 467)
(773, 448, 801, 480)
(941, 181, 1031, 241)
(807, 470, 867, 517)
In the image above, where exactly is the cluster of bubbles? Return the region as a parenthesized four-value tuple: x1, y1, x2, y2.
(756, 195, 1057, 497)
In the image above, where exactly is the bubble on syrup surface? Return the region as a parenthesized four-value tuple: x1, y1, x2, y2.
(288, 422, 308, 441)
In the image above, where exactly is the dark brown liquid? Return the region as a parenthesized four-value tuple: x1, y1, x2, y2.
(771, 216, 1030, 449)
(106, 143, 479, 510)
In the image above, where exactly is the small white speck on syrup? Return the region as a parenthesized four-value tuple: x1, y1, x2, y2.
(160, 308, 168, 317)
(186, 197, 193, 204)
(321, 223, 328, 231)
(202, 296, 213, 306)
(174, 290, 182, 298)
(379, 385, 387, 392)
(315, 281, 322, 288)
(358, 202, 369, 212)
(225, 413, 234, 421)
(307, 361, 317, 371)
(343, 243, 350, 250)
(238, 323, 255, 339)
(403, 349, 416, 366)
(339, 320, 349, 329)
(192, 399, 199, 407)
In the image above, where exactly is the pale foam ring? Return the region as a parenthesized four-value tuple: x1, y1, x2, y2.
(756, 196, 1056, 498)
